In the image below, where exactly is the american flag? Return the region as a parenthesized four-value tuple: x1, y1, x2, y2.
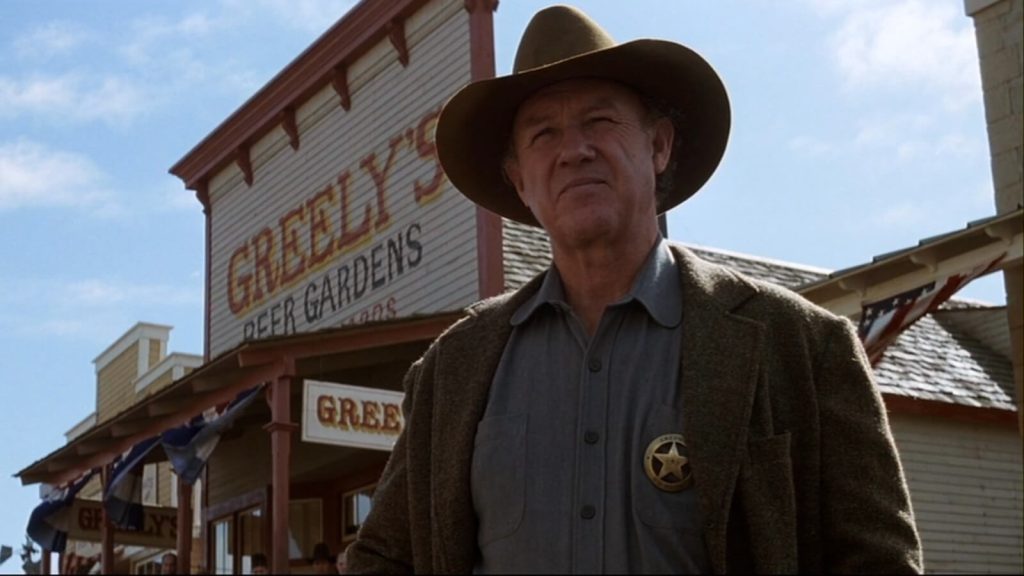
(857, 255, 1005, 364)
(161, 384, 264, 484)
(104, 436, 161, 530)
(100, 386, 263, 535)
(26, 467, 99, 552)
(30, 385, 264, 551)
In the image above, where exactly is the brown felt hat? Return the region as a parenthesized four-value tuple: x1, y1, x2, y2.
(435, 4, 731, 227)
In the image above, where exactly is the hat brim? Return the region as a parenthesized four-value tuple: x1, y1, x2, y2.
(436, 39, 731, 227)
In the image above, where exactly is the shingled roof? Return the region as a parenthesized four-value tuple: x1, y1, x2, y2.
(501, 219, 1016, 410)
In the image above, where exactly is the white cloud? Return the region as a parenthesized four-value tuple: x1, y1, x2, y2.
(850, 113, 984, 162)
(221, 0, 357, 33)
(873, 201, 926, 227)
(30, 320, 90, 337)
(788, 135, 837, 157)
(119, 12, 217, 66)
(0, 73, 150, 125)
(12, 21, 89, 59)
(828, 0, 981, 109)
(0, 277, 201, 340)
(0, 276, 199, 315)
(157, 178, 204, 212)
(790, 114, 984, 162)
(0, 140, 121, 213)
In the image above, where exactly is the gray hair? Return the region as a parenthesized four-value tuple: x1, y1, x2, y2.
(640, 94, 683, 209)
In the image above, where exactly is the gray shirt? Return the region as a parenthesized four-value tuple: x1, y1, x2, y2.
(472, 239, 711, 574)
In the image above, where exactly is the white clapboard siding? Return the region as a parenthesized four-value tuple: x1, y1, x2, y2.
(889, 413, 1023, 574)
(207, 0, 476, 356)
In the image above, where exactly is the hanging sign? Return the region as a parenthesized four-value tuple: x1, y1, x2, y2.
(302, 380, 404, 451)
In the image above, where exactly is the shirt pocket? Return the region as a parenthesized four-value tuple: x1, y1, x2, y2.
(471, 413, 527, 546)
(635, 405, 701, 530)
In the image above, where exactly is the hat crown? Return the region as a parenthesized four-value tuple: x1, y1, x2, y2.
(512, 5, 616, 74)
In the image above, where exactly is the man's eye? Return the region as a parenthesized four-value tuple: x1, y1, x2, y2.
(529, 128, 553, 143)
(587, 116, 614, 125)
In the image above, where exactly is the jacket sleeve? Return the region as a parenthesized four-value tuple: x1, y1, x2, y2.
(346, 359, 423, 574)
(816, 317, 923, 573)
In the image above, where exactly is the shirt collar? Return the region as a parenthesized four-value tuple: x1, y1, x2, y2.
(510, 237, 682, 328)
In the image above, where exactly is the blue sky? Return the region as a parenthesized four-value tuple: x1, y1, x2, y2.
(0, 0, 1007, 569)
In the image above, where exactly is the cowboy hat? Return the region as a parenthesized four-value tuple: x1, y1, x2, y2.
(435, 4, 731, 227)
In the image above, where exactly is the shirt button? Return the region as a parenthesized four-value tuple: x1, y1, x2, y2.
(584, 431, 599, 444)
(587, 358, 602, 372)
(580, 505, 596, 519)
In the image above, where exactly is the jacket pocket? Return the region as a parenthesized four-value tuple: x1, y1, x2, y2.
(471, 413, 526, 546)
(739, 432, 799, 572)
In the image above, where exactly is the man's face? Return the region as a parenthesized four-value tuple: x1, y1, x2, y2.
(160, 554, 177, 574)
(504, 78, 673, 250)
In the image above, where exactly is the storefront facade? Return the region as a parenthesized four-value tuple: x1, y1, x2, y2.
(17, 0, 1021, 573)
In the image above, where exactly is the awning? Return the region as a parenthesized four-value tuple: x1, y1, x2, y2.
(16, 312, 462, 487)
(799, 207, 1023, 317)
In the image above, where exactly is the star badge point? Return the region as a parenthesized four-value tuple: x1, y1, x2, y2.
(644, 433, 693, 492)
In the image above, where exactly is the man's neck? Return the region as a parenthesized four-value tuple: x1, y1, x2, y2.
(551, 231, 660, 336)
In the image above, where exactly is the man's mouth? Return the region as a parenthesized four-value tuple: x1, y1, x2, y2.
(560, 177, 605, 196)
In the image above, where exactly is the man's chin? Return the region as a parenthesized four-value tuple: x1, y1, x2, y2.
(549, 214, 620, 248)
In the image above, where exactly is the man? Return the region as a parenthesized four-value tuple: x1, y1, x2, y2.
(312, 542, 335, 574)
(160, 552, 177, 574)
(349, 5, 922, 574)
(336, 545, 350, 574)
(250, 552, 269, 575)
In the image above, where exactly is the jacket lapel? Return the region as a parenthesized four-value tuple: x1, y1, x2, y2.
(672, 246, 764, 574)
(429, 275, 545, 573)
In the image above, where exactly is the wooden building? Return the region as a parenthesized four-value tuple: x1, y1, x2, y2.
(16, 0, 1022, 573)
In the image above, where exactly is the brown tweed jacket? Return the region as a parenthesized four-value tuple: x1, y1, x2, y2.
(348, 244, 923, 574)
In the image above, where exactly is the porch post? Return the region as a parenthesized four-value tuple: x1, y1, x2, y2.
(101, 464, 115, 574)
(264, 359, 298, 574)
(177, 475, 194, 574)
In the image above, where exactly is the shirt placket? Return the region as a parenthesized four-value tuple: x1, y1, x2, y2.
(571, 311, 617, 574)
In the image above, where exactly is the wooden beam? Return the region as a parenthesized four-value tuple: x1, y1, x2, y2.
(331, 65, 351, 111)
(169, 0, 430, 191)
(387, 18, 409, 67)
(909, 251, 938, 272)
(148, 396, 192, 417)
(280, 106, 299, 150)
(235, 145, 253, 186)
(236, 313, 458, 367)
(177, 478, 193, 575)
(110, 419, 153, 437)
(810, 233, 1023, 317)
(28, 361, 285, 487)
(266, 357, 298, 574)
(883, 393, 1018, 427)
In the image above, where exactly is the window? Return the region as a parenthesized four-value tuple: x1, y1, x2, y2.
(288, 499, 323, 560)
(342, 484, 375, 541)
(142, 464, 158, 506)
(212, 517, 234, 575)
(239, 507, 265, 573)
(133, 556, 162, 574)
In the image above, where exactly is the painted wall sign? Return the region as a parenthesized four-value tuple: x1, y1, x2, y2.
(207, 0, 477, 356)
(67, 499, 177, 548)
(302, 380, 405, 451)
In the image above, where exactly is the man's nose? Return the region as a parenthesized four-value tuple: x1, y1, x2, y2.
(557, 126, 596, 165)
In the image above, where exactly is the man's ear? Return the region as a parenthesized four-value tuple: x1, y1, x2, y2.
(503, 156, 528, 206)
(650, 117, 674, 174)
